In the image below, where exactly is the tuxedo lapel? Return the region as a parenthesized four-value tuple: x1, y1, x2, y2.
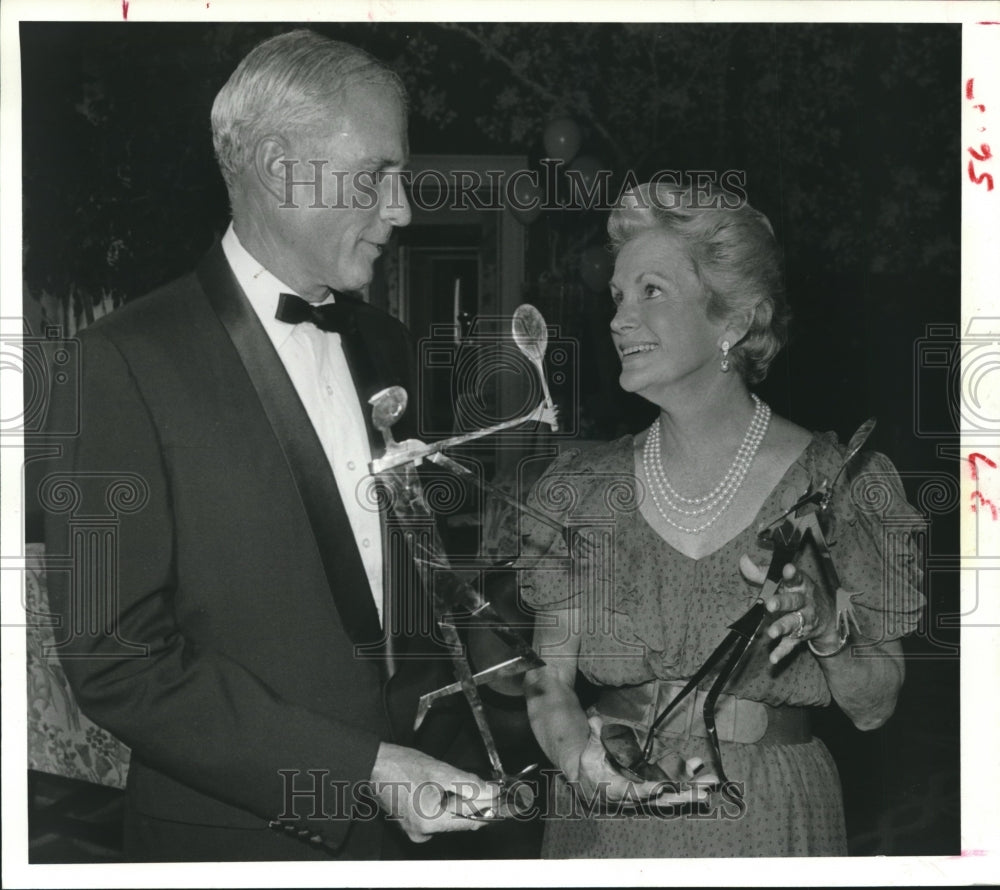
(195, 243, 383, 648)
(336, 300, 420, 674)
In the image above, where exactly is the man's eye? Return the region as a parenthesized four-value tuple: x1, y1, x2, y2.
(643, 284, 662, 298)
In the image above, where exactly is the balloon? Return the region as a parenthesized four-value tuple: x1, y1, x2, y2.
(580, 244, 613, 292)
(543, 116, 582, 164)
(508, 174, 542, 225)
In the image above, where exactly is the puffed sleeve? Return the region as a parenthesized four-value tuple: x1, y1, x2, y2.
(515, 447, 595, 610)
(826, 448, 926, 642)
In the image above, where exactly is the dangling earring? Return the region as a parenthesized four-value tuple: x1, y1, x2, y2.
(720, 340, 731, 373)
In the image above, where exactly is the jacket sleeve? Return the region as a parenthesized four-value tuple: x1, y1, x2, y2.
(43, 328, 383, 851)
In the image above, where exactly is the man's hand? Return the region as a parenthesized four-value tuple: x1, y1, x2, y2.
(370, 742, 497, 843)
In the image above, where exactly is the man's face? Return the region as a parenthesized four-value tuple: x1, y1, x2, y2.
(275, 81, 411, 299)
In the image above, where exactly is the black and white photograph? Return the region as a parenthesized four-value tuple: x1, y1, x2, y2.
(1, 1, 996, 886)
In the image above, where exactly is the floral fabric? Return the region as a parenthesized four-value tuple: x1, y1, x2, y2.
(517, 433, 925, 857)
(520, 433, 925, 703)
(26, 543, 131, 789)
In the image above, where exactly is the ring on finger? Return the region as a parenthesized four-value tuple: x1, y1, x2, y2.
(793, 609, 806, 639)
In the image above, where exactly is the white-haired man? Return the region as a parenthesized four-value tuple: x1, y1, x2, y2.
(45, 29, 492, 861)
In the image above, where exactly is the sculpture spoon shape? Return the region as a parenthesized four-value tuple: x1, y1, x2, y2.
(368, 385, 408, 448)
(512, 304, 558, 431)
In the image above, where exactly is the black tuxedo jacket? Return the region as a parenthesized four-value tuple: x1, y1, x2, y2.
(44, 243, 424, 859)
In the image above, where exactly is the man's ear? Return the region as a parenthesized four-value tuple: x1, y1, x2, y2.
(253, 136, 292, 204)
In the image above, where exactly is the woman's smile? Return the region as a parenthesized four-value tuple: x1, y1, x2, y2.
(620, 342, 660, 359)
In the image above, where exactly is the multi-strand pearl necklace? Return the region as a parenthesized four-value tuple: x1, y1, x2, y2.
(643, 393, 771, 534)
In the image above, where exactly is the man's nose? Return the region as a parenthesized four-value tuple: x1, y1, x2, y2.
(380, 172, 412, 227)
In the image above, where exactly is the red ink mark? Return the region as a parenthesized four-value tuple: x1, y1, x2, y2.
(972, 491, 999, 519)
(968, 453, 996, 479)
(969, 159, 995, 190)
(367, 10, 374, 19)
(122, 0, 129, 19)
(968, 455, 998, 518)
(966, 82, 993, 187)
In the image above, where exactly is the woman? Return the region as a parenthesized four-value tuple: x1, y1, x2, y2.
(520, 181, 924, 857)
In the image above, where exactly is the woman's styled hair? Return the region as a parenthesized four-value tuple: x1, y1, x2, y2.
(211, 29, 406, 191)
(607, 179, 789, 384)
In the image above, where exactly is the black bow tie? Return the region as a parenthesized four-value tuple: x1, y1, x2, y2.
(274, 290, 386, 451)
(275, 292, 359, 334)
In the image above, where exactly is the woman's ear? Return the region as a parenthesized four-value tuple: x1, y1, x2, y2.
(724, 307, 755, 347)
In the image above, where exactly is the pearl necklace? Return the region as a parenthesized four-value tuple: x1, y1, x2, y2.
(646, 394, 769, 514)
(643, 394, 771, 534)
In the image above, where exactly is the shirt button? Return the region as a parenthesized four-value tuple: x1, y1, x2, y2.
(325, 385, 333, 396)
(347, 460, 356, 471)
(362, 538, 371, 548)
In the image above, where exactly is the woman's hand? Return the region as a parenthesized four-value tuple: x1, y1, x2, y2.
(573, 714, 716, 808)
(739, 554, 840, 665)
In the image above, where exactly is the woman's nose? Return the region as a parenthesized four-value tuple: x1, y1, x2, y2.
(610, 303, 638, 334)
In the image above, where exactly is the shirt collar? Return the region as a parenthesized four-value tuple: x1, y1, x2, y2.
(220, 223, 334, 351)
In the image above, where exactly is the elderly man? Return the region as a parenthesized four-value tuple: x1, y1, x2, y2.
(44, 29, 491, 861)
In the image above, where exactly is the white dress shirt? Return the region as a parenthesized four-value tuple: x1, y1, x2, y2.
(221, 224, 384, 624)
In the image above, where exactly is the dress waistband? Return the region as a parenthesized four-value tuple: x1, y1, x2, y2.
(595, 679, 811, 747)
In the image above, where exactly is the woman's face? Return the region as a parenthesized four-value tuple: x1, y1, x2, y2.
(609, 229, 729, 402)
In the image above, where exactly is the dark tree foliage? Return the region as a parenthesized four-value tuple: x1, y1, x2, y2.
(23, 23, 956, 296)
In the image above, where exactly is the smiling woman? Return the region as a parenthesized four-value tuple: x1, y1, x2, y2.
(608, 183, 787, 389)
(610, 230, 731, 399)
(519, 179, 926, 858)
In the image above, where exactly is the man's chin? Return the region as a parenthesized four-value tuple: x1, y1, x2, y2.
(333, 267, 375, 295)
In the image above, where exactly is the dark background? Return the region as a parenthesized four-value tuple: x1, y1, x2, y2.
(21, 21, 961, 857)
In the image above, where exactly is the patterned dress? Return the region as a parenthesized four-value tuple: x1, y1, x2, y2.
(519, 432, 925, 858)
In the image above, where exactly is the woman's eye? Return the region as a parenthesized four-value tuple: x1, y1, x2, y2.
(611, 291, 624, 307)
(643, 284, 662, 299)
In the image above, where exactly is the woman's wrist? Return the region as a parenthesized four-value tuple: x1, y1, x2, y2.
(808, 624, 849, 657)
